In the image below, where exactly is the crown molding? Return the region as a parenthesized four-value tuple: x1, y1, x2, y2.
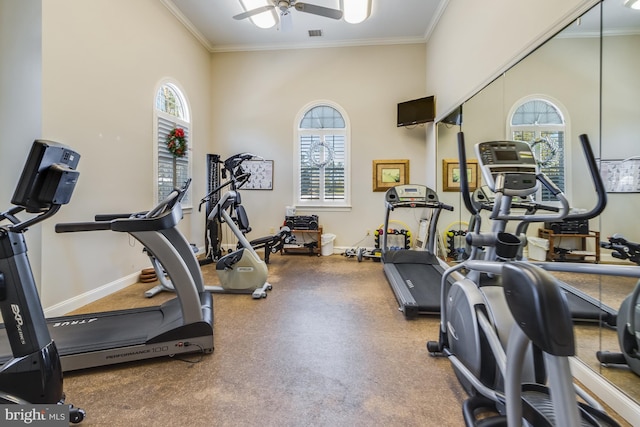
(160, 0, 215, 52)
(209, 36, 426, 53)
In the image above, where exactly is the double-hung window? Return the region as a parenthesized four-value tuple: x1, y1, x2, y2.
(295, 102, 350, 210)
(154, 81, 191, 206)
(509, 98, 567, 202)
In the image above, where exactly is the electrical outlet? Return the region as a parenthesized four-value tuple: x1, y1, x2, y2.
(269, 227, 275, 234)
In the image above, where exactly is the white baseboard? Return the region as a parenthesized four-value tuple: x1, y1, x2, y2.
(43, 272, 140, 317)
(571, 357, 640, 425)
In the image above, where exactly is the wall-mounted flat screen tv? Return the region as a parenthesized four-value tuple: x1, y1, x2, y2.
(397, 95, 435, 127)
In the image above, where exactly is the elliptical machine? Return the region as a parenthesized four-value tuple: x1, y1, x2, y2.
(0, 140, 84, 422)
(427, 132, 620, 426)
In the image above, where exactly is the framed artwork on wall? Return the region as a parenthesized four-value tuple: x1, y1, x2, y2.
(600, 158, 640, 193)
(243, 160, 274, 190)
(442, 158, 479, 192)
(372, 159, 410, 192)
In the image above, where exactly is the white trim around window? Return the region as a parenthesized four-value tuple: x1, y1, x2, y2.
(293, 100, 352, 212)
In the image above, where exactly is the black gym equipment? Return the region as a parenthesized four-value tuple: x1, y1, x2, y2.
(597, 280, 640, 376)
(601, 234, 640, 266)
(199, 153, 291, 266)
(1, 173, 214, 372)
(0, 140, 85, 421)
(381, 184, 455, 319)
(428, 132, 622, 426)
(596, 235, 640, 375)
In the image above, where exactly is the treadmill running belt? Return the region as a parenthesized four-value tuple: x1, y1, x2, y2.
(400, 263, 442, 311)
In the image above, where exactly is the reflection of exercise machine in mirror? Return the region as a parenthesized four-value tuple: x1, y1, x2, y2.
(598, 236, 640, 376)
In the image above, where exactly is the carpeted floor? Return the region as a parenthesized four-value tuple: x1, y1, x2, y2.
(60, 254, 631, 426)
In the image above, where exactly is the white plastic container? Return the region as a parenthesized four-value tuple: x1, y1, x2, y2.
(527, 236, 549, 261)
(321, 233, 336, 256)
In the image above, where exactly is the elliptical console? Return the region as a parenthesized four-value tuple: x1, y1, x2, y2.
(475, 140, 538, 196)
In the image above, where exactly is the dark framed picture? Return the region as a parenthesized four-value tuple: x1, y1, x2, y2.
(443, 158, 479, 192)
(372, 159, 410, 192)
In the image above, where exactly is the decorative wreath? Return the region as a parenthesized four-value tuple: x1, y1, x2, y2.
(308, 140, 335, 168)
(166, 127, 187, 158)
(529, 137, 558, 167)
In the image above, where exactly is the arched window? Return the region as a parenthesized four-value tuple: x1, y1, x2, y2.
(508, 97, 567, 201)
(154, 81, 191, 205)
(295, 102, 350, 209)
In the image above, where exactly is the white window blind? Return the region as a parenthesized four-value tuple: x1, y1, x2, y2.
(157, 114, 190, 203)
(154, 82, 191, 205)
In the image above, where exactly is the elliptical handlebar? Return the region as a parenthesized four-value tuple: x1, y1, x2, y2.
(457, 132, 605, 225)
(563, 134, 607, 222)
(457, 132, 478, 216)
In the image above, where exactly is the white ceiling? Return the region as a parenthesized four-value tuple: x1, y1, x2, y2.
(164, 1, 640, 53)
(164, 0, 447, 52)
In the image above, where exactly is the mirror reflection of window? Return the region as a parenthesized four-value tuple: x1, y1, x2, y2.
(509, 98, 566, 201)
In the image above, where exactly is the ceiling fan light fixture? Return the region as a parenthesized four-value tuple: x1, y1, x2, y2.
(624, 0, 640, 10)
(341, 0, 372, 24)
(239, 0, 278, 28)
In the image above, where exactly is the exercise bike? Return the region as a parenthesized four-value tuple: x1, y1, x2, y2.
(427, 132, 621, 426)
(597, 235, 640, 375)
(0, 140, 84, 422)
(145, 153, 283, 299)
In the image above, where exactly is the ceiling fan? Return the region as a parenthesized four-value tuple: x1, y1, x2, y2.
(233, 1, 344, 23)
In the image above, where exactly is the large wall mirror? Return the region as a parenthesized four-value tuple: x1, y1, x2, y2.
(435, 0, 640, 417)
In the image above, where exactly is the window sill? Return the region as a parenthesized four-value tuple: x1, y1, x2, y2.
(294, 204, 352, 213)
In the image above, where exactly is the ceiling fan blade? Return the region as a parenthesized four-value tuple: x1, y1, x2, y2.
(294, 3, 343, 20)
(279, 10, 293, 32)
(233, 5, 275, 20)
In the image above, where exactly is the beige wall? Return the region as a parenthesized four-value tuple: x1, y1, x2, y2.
(0, 0, 43, 287)
(39, 0, 211, 312)
(210, 44, 428, 249)
(426, 0, 594, 118)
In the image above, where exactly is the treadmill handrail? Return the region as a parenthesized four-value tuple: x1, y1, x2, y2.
(55, 204, 181, 234)
(55, 180, 190, 234)
(386, 201, 454, 211)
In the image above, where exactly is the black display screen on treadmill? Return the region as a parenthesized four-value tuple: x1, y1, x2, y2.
(495, 150, 518, 161)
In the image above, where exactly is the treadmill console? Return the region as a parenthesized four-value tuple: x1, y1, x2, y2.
(475, 140, 539, 196)
(385, 184, 438, 206)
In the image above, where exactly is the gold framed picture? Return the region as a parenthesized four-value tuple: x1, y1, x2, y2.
(372, 159, 410, 192)
(443, 158, 479, 192)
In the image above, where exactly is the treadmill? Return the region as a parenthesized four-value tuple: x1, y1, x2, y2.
(0, 145, 213, 372)
(381, 185, 455, 319)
